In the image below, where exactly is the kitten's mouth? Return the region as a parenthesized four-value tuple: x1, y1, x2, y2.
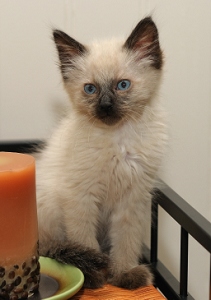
(95, 106, 122, 126)
(95, 95, 123, 126)
(98, 115, 122, 126)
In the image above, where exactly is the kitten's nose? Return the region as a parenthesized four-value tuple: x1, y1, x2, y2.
(99, 95, 113, 115)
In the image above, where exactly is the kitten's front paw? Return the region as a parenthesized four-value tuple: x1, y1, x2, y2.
(108, 264, 153, 289)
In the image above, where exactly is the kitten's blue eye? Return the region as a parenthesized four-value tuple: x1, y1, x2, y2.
(84, 84, 97, 94)
(117, 80, 131, 91)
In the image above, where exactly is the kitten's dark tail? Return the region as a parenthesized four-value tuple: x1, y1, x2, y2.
(40, 241, 109, 288)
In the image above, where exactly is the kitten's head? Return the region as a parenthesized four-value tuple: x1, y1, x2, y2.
(53, 17, 163, 126)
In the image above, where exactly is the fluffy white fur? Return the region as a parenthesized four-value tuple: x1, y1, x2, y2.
(36, 17, 167, 289)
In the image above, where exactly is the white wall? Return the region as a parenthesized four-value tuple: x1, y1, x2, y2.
(0, 1, 210, 299)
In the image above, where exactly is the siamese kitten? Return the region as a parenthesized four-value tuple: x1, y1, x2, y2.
(36, 17, 167, 289)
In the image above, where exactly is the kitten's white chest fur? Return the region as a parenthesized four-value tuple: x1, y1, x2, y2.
(37, 105, 165, 243)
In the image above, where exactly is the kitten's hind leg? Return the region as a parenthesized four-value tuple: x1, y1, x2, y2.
(40, 241, 109, 288)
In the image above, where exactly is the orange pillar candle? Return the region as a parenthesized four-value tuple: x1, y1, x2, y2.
(0, 152, 40, 299)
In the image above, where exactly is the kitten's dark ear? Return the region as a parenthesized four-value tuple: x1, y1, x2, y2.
(53, 30, 87, 80)
(124, 17, 162, 69)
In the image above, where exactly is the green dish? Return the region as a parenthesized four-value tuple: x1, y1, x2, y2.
(31, 257, 84, 300)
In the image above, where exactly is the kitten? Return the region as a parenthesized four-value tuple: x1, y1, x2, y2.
(36, 17, 167, 289)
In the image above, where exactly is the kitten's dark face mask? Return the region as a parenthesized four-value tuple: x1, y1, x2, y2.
(82, 80, 131, 126)
(53, 17, 162, 126)
(93, 91, 122, 126)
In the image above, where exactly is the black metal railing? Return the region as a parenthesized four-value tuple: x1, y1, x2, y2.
(1, 141, 211, 299)
(144, 182, 211, 300)
(0, 140, 44, 153)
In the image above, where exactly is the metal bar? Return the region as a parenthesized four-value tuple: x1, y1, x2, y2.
(180, 227, 189, 298)
(143, 245, 194, 300)
(150, 197, 158, 263)
(155, 183, 211, 253)
(210, 255, 211, 300)
(0, 140, 44, 153)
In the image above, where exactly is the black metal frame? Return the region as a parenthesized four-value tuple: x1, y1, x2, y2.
(1, 141, 211, 299)
(143, 182, 211, 300)
(0, 140, 44, 153)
